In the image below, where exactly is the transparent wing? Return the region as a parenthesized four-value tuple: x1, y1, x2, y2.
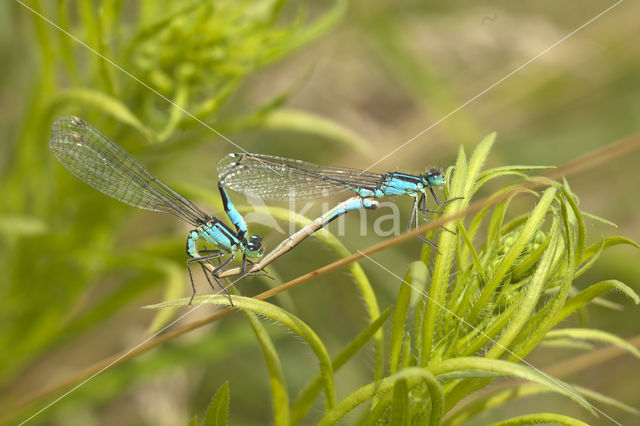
(217, 153, 383, 200)
(49, 116, 209, 226)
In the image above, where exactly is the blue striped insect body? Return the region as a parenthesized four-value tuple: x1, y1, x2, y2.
(214, 195, 381, 280)
(218, 153, 455, 247)
(322, 197, 379, 224)
(50, 116, 264, 304)
(377, 171, 446, 197)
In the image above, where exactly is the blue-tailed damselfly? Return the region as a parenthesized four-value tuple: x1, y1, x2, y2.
(50, 116, 264, 304)
(217, 152, 455, 248)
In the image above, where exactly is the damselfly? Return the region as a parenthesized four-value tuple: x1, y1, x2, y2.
(50, 116, 264, 303)
(217, 152, 455, 247)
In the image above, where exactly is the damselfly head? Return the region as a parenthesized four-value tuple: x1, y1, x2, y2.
(423, 169, 445, 187)
(246, 235, 264, 258)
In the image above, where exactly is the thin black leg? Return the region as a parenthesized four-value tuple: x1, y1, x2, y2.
(405, 194, 438, 248)
(198, 262, 235, 306)
(242, 258, 274, 279)
(199, 249, 222, 255)
(210, 254, 236, 275)
(420, 192, 444, 216)
(186, 262, 198, 305)
(209, 255, 237, 306)
(240, 253, 247, 275)
(430, 186, 463, 207)
(186, 252, 225, 305)
(416, 234, 439, 250)
(423, 189, 458, 235)
(198, 249, 225, 267)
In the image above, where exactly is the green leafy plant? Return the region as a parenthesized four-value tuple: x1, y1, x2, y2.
(0, 0, 347, 410)
(150, 135, 639, 424)
(4, 2, 639, 425)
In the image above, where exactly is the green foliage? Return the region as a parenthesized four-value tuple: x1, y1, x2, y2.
(45, 0, 347, 141)
(204, 381, 230, 426)
(145, 137, 638, 424)
(3, 1, 639, 425)
(188, 380, 232, 426)
(0, 0, 345, 416)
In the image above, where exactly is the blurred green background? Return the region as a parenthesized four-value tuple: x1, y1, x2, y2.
(1, 0, 638, 424)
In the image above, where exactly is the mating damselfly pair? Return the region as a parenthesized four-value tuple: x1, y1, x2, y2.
(49, 116, 455, 302)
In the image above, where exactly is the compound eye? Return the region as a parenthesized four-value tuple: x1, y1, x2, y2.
(247, 235, 263, 252)
(425, 169, 445, 186)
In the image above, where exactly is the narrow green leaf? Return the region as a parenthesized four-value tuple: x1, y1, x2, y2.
(510, 196, 576, 358)
(456, 222, 487, 283)
(469, 186, 557, 322)
(291, 308, 392, 425)
(443, 383, 549, 425)
(430, 357, 593, 414)
(261, 108, 370, 154)
(421, 145, 467, 365)
(558, 280, 639, 324)
(318, 368, 443, 426)
(511, 226, 553, 279)
(57, 1, 78, 83)
(47, 88, 156, 142)
(243, 311, 290, 425)
(541, 339, 594, 351)
(465, 132, 496, 195)
(500, 212, 530, 235)
(78, 1, 108, 92)
(573, 384, 640, 415)
(582, 236, 640, 262)
(576, 235, 639, 279)
(157, 81, 190, 142)
(581, 211, 617, 227)
(486, 196, 513, 248)
(455, 304, 518, 357)
(401, 334, 412, 369)
(391, 262, 426, 374)
(545, 328, 640, 359)
(412, 289, 426, 363)
(147, 295, 336, 411)
(445, 381, 638, 425)
(93, 1, 115, 95)
(204, 381, 230, 426)
(475, 165, 554, 193)
(486, 221, 559, 358)
(490, 412, 589, 426)
(557, 182, 586, 265)
(575, 237, 606, 280)
(390, 379, 410, 426)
